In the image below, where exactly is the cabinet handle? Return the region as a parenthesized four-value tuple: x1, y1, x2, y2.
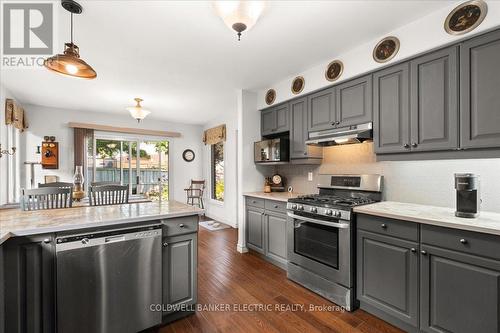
(163, 242, 169, 247)
(303, 152, 307, 155)
(43, 238, 51, 244)
(411, 248, 417, 253)
(411, 142, 418, 148)
(460, 238, 468, 244)
(336, 121, 340, 125)
(274, 205, 279, 208)
(403, 143, 410, 149)
(331, 122, 336, 126)
(381, 223, 387, 229)
(421, 250, 427, 255)
(178, 224, 185, 228)
(252, 200, 256, 203)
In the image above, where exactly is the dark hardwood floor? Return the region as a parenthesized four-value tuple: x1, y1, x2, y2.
(156, 225, 404, 333)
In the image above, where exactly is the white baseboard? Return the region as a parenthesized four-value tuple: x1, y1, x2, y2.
(236, 244, 248, 253)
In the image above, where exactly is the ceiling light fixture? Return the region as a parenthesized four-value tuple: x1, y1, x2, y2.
(213, 1, 265, 41)
(127, 98, 151, 123)
(44, 0, 97, 79)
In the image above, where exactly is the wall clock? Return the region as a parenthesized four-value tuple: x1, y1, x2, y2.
(373, 36, 400, 63)
(445, 0, 487, 35)
(182, 149, 195, 162)
(265, 89, 276, 105)
(325, 60, 344, 82)
(291, 76, 305, 95)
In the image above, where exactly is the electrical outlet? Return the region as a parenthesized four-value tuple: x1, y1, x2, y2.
(308, 172, 313, 181)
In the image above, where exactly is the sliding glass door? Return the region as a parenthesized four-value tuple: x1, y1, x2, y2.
(87, 136, 169, 201)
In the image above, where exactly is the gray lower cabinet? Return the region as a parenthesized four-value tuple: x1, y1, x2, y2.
(420, 244, 500, 333)
(261, 103, 289, 136)
(290, 97, 323, 159)
(357, 230, 419, 328)
(2, 234, 56, 333)
(461, 29, 500, 149)
(308, 87, 337, 132)
(246, 198, 288, 268)
(373, 63, 410, 154)
(410, 46, 459, 152)
(162, 232, 197, 316)
(336, 74, 372, 127)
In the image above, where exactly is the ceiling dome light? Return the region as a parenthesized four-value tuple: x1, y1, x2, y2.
(44, 0, 96, 79)
(127, 98, 151, 122)
(214, 1, 265, 41)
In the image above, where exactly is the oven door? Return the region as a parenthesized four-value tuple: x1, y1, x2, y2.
(287, 212, 352, 287)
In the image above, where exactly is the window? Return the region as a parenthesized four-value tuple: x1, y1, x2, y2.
(87, 135, 169, 201)
(211, 142, 224, 201)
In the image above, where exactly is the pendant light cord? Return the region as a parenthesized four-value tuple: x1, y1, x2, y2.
(70, 13, 73, 44)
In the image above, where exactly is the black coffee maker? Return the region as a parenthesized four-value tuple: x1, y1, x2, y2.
(454, 173, 480, 218)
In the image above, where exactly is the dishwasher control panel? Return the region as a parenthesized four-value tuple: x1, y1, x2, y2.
(56, 225, 162, 245)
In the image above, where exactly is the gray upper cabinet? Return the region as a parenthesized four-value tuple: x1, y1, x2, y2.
(162, 233, 197, 315)
(357, 230, 419, 327)
(461, 29, 500, 149)
(420, 244, 500, 333)
(336, 74, 373, 126)
(308, 87, 337, 132)
(261, 104, 289, 136)
(373, 63, 410, 154)
(290, 97, 322, 159)
(410, 46, 459, 151)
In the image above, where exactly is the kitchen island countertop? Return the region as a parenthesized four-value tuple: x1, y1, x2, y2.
(354, 201, 500, 236)
(0, 201, 203, 245)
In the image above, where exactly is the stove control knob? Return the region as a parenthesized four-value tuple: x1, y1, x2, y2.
(335, 211, 342, 218)
(325, 209, 333, 216)
(291, 204, 297, 210)
(298, 205, 304, 211)
(310, 207, 317, 213)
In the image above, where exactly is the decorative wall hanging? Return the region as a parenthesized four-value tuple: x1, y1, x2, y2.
(373, 36, 400, 63)
(265, 89, 276, 105)
(182, 149, 195, 162)
(445, 0, 487, 35)
(325, 60, 344, 82)
(41, 138, 59, 169)
(291, 76, 305, 95)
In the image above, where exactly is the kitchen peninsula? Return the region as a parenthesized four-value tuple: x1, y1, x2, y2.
(0, 201, 203, 333)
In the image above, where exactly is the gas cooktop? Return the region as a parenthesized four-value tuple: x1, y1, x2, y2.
(289, 194, 375, 208)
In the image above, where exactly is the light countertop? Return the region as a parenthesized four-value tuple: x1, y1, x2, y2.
(244, 192, 304, 202)
(354, 201, 500, 236)
(0, 201, 203, 245)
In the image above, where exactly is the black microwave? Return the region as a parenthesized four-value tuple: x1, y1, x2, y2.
(254, 138, 289, 164)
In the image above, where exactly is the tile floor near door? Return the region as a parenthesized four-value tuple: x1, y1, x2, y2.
(157, 225, 403, 333)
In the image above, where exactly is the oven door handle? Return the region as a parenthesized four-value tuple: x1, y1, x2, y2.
(287, 212, 350, 229)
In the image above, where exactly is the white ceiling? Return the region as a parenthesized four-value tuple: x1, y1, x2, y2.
(1, 0, 454, 125)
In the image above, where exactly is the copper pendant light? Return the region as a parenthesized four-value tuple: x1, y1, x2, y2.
(44, 0, 96, 79)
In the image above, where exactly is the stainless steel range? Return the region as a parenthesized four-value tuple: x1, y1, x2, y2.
(286, 174, 383, 311)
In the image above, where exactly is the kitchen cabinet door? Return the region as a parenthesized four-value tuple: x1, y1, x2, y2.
(3, 234, 55, 333)
(357, 230, 419, 327)
(410, 46, 459, 151)
(265, 212, 287, 265)
(261, 108, 277, 136)
(246, 206, 265, 253)
(162, 233, 197, 315)
(373, 63, 410, 154)
(420, 245, 500, 333)
(336, 74, 373, 126)
(308, 87, 337, 132)
(275, 103, 290, 134)
(461, 29, 500, 149)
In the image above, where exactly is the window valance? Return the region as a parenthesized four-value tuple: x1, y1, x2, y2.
(203, 124, 226, 145)
(5, 98, 28, 131)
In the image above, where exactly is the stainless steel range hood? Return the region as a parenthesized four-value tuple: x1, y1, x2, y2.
(305, 122, 373, 147)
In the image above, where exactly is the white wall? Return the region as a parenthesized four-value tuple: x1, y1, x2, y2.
(202, 107, 239, 228)
(21, 104, 203, 203)
(256, 0, 500, 109)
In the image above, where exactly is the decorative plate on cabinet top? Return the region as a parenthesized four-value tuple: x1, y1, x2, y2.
(373, 36, 400, 63)
(291, 76, 305, 95)
(445, 0, 487, 35)
(265, 89, 276, 105)
(325, 60, 344, 82)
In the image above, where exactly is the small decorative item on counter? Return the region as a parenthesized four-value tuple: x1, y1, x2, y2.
(270, 174, 285, 192)
(264, 178, 272, 193)
(287, 186, 293, 193)
(72, 165, 85, 201)
(445, 0, 487, 35)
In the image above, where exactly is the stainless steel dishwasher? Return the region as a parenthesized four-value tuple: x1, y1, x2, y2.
(56, 225, 162, 333)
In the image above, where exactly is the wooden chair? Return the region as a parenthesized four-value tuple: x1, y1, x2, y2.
(184, 180, 205, 209)
(89, 185, 129, 206)
(91, 181, 120, 187)
(21, 187, 72, 211)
